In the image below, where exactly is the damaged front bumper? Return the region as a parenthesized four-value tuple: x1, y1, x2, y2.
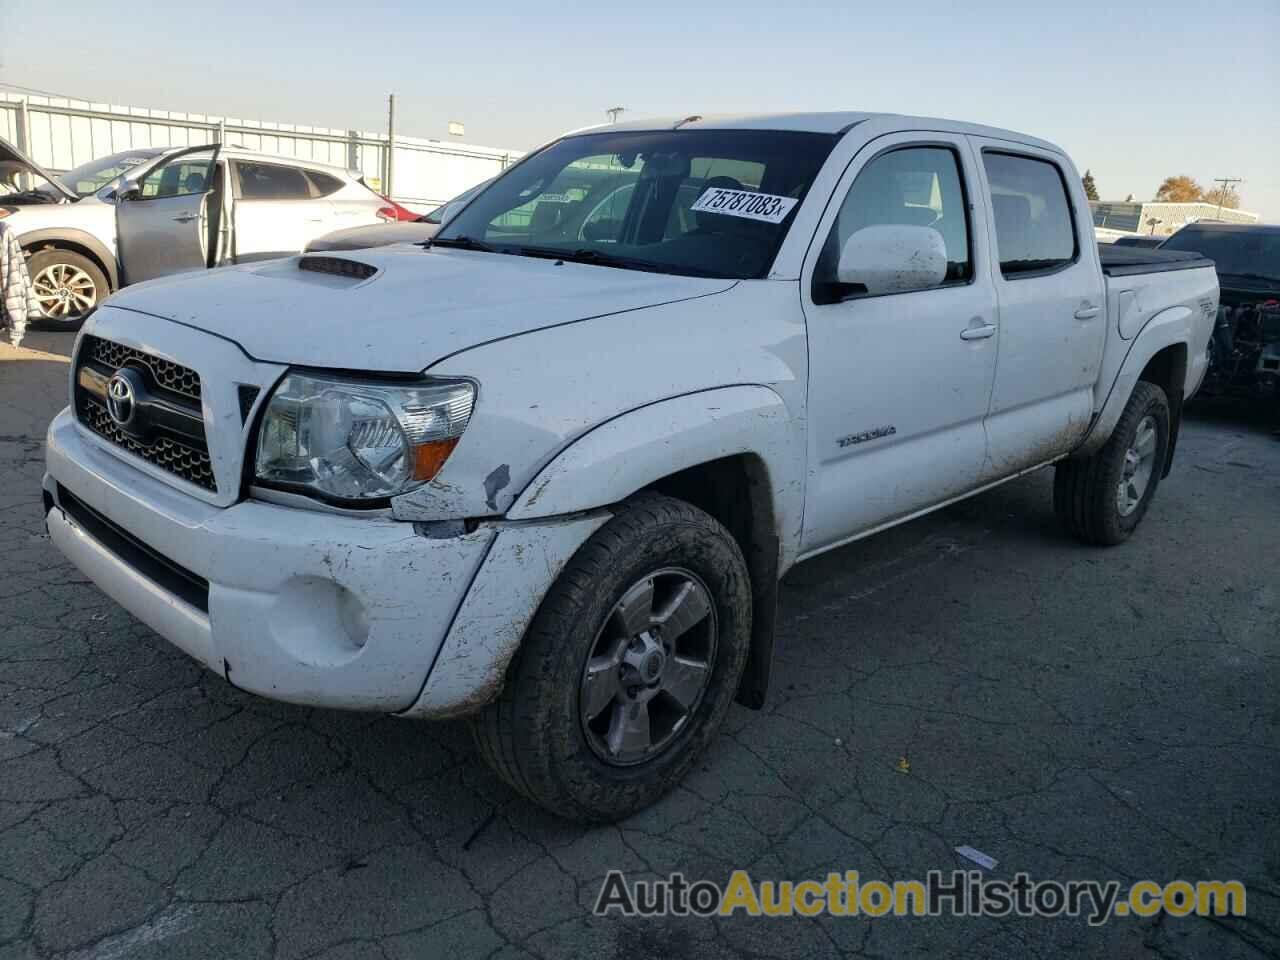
(44, 407, 606, 716)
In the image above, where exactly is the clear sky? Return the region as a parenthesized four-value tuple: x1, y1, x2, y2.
(3, 0, 1277, 218)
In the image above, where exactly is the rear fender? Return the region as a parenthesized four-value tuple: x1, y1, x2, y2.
(1074, 303, 1208, 458)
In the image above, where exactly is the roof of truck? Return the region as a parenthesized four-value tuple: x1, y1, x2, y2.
(571, 112, 1061, 152)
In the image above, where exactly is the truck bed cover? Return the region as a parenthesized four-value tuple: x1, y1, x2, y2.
(1098, 244, 1213, 277)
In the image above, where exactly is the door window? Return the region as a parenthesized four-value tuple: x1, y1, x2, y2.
(137, 149, 217, 199)
(982, 152, 1077, 276)
(816, 146, 972, 297)
(304, 170, 346, 198)
(235, 162, 314, 201)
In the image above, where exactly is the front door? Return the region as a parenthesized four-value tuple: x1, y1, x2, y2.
(969, 142, 1107, 478)
(116, 145, 220, 284)
(800, 134, 998, 554)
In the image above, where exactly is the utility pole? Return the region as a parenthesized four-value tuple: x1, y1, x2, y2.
(606, 106, 626, 124)
(1211, 176, 1242, 218)
(385, 94, 396, 198)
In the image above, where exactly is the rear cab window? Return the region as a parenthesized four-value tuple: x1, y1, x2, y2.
(982, 151, 1078, 277)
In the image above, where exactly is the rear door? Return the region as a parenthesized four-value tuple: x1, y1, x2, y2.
(799, 133, 999, 553)
(231, 160, 335, 260)
(969, 141, 1106, 478)
(115, 145, 220, 284)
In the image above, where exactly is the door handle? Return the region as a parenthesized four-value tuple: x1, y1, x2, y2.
(960, 322, 997, 341)
(1074, 305, 1100, 320)
(172, 213, 198, 223)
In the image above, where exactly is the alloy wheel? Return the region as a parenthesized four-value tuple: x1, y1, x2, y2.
(579, 567, 718, 766)
(32, 263, 97, 321)
(1117, 414, 1158, 517)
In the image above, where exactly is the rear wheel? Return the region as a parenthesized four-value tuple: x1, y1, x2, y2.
(1054, 381, 1170, 545)
(471, 494, 752, 822)
(28, 249, 108, 330)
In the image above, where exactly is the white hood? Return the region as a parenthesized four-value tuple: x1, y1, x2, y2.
(105, 245, 737, 372)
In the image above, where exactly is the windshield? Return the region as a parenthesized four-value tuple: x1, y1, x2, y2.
(1161, 228, 1280, 283)
(423, 179, 489, 224)
(55, 150, 162, 197)
(435, 129, 838, 279)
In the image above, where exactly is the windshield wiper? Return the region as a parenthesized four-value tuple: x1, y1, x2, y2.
(507, 245, 733, 278)
(510, 245, 622, 266)
(426, 235, 495, 252)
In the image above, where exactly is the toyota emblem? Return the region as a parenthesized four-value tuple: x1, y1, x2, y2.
(105, 370, 139, 427)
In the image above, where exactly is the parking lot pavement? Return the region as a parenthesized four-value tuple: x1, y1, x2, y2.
(0, 331, 1276, 960)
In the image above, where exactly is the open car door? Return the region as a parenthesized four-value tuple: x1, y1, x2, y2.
(116, 144, 220, 285)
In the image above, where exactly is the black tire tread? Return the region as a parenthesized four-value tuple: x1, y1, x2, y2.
(1054, 381, 1169, 546)
(470, 492, 750, 821)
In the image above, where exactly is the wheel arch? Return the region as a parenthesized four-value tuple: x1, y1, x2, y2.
(1075, 306, 1197, 464)
(19, 229, 119, 291)
(507, 384, 804, 710)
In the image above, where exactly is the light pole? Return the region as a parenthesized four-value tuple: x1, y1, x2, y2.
(606, 106, 626, 124)
(1211, 177, 1242, 218)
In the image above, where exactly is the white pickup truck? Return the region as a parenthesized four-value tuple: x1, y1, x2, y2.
(43, 113, 1217, 821)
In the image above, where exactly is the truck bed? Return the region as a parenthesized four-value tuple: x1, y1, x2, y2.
(1098, 244, 1213, 277)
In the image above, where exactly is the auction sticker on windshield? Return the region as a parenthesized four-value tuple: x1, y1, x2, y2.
(690, 187, 798, 224)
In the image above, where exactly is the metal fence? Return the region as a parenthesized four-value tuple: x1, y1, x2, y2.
(1, 93, 521, 211)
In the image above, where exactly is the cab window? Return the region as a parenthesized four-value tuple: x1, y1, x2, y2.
(138, 149, 217, 200)
(982, 152, 1078, 276)
(815, 145, 972, 298)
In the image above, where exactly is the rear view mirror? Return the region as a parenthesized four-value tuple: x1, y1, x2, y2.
(837, 224, 948, 296)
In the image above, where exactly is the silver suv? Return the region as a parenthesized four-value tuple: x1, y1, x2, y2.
(1, 138, 391, 327)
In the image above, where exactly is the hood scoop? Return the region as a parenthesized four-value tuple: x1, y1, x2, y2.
(297, 255, 379, 281)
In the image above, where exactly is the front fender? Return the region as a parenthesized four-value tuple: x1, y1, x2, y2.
(507, 385, 804, 569)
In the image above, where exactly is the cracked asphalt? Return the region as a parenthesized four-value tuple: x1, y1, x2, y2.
(1, 331, 1277, 959)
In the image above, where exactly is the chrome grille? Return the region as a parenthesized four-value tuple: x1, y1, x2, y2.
(74, 337, 216, 492)
(80, 335, 202, 401)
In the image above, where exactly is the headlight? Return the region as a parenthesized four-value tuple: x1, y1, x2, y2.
(254, 372, 474, 502)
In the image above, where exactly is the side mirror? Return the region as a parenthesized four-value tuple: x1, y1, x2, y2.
(837, 224, 948, 296)
(115, 177, 142, 202)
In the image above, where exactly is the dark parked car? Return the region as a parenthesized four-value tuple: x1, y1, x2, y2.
(1160, 223, 1280, 426)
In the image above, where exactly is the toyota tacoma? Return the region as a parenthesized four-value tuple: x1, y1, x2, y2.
(44, 113, 1218, 820)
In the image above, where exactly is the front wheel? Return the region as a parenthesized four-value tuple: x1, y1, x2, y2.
(471, 494, 752, 822)
(1054, 381, 1170, 545)
(28, 249, 109, 330)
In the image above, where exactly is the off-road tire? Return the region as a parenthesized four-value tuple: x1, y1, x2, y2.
(470, 493, 752, 822)
(27, 248, 109, 331)
(1054, 381, 1170, 545)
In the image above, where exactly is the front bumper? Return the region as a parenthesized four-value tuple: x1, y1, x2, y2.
(45, 406, 497, 712)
